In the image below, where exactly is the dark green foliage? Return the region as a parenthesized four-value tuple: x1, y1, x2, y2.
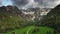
(32, 28, 39, 33)
(12, 32, 16, 34)
(47, 31, 51, 34)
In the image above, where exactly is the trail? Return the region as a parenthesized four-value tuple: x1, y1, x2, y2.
(26, 26, 33, 34)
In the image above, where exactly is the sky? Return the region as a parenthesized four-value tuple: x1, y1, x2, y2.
(0, 0, 60, 9)
(0, 0, 12, 6)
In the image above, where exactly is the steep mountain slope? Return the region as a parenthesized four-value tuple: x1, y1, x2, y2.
(0, 5, 22, 16)
(0, 6, 27, 33)
(41, 4, 60, 32)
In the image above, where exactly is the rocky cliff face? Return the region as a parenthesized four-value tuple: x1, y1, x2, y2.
(0, 5, 52, 20)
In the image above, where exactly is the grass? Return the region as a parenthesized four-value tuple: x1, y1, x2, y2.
(6, 26, 55, 34)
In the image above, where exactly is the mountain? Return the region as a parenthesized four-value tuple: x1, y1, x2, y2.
(0, 5, 22, 16)
(0, 6, 27, 33)
(41, 4, 60, 32)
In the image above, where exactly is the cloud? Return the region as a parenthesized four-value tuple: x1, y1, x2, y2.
(0, 0, 60, 9)
(0, 0, 2, 1)
(11, 0, 60, 9)
(11, 0, 39, 9)
(56, 0, 60, 4)
(0, 0, 2, 5)
(11, 0, 29, 8)
(22, 0, 39, 9)
(34, 0, 60, 8)
(0, 0, 5, 6)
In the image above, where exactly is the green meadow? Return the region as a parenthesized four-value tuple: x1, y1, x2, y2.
(6, 26, 55, 34)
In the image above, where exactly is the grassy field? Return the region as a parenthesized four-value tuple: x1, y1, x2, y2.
(6, 26, 55, 34)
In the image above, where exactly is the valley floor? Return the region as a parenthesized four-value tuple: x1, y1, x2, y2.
(6, 26, 58, 34)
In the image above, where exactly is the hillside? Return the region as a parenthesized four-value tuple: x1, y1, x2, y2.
(0, 5, 27, 33)
(40, 4, 60, 32)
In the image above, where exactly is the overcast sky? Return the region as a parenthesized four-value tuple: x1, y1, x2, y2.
(0, 0, 60, 9)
